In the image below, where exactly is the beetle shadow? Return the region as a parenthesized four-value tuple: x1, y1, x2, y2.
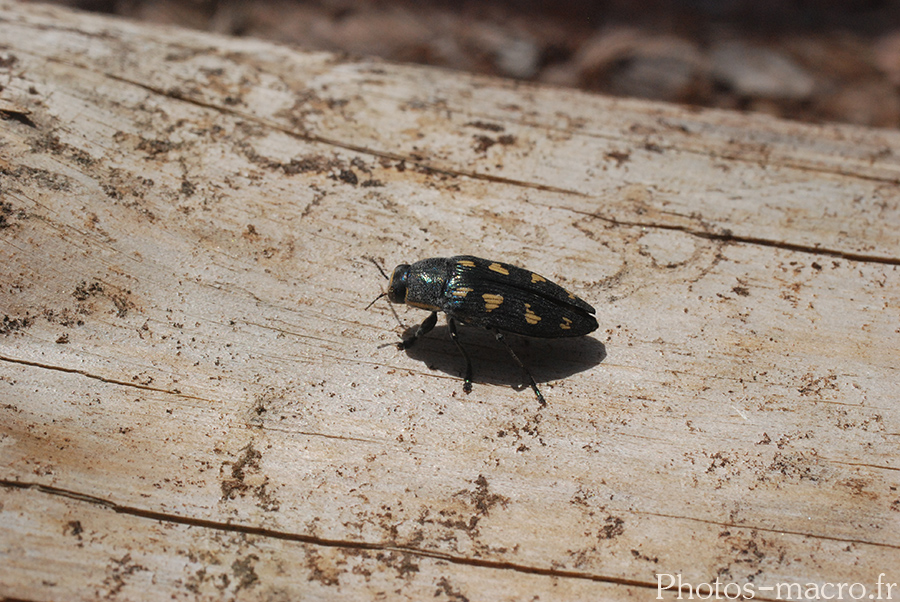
(398, 323, 607, 393)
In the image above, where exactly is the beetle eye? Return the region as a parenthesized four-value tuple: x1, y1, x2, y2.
(387, 265, 409, 303)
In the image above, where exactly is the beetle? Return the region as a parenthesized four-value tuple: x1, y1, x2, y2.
(368, 255, 598, 405)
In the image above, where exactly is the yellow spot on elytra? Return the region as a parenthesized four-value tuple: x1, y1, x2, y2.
(524, 303, 541, 325)
(560, 316, 573, 330)
(458, 260, 476, 267)
(451, 287, 473, 298)
(482, 293, 504, 311)
(489, 263, 509, 275)
(531, 273, 546, 283)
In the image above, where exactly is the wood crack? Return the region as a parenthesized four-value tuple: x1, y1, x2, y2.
(0, 478, 658, 590)
(577, 210, 900, 265)
(45, 64, 899, 267)
(633, 508, 900, 550)
(0, 355, 212, 402)
(100, 71, 583, 198)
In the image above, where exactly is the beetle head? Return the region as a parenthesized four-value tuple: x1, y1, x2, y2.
(387, 264, 409, 304)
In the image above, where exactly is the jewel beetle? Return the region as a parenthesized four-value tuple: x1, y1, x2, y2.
(368, 255, 598, 405)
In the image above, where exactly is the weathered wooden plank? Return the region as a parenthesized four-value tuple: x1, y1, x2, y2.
(3, 485, 645, 601)
(1, 2, 898, 601)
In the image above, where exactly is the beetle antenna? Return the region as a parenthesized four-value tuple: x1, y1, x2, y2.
(363, 255, 406, 336)
(367, 292, 405, 329)
(368, 257, 390, 280)
(364, 257, 391, 310)
(364, 292, 386, 311)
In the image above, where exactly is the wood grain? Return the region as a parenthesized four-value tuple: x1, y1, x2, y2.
(1, 2, 898, 600)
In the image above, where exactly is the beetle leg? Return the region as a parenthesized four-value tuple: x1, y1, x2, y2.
(397, 311, 438, 350)
(447, 318, 473, 393)
(493, 330, 546, 406)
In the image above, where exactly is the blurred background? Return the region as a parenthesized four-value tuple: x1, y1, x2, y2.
(34, 0, 900, 128)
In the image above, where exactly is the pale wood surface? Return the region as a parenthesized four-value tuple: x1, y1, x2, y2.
(1, 2, 899, 600)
